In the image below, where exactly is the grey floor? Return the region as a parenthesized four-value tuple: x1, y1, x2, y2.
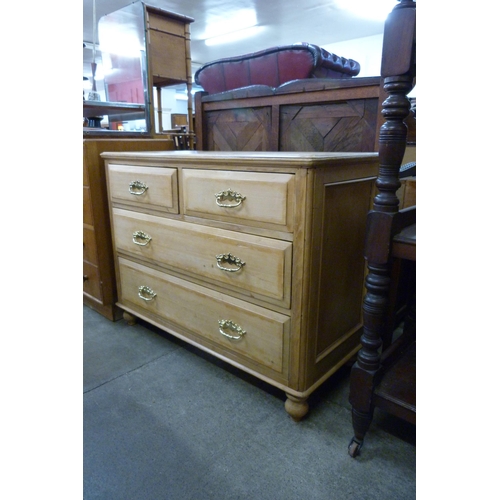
(83, 304, 416, 500)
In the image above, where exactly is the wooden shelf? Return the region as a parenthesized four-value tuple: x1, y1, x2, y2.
(374, 341, 416, 424)
(83, 101, 146, 118)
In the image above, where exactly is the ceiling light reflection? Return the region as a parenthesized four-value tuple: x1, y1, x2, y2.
(205, 26, 265, 46)
(335, 0, 396, 21)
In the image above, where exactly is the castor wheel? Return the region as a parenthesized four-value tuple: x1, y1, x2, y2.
(348, 437, 363, 458)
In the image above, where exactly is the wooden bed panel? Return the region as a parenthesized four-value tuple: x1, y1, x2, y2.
(196, 78, 382, 153)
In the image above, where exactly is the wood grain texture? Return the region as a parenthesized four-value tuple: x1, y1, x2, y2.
(104, 151, 379, 417)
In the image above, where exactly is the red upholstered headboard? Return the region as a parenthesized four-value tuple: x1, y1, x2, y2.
(195, 43, 360, 94)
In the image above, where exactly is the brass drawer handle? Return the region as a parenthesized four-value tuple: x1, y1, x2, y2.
(216, 253, 245, 272)
(138, 285, 157, 301)
(218, 319, 246, 340)
(129, 180, 149, 196)
(215, 189, 246, 208)
(132, 230, 152, 246)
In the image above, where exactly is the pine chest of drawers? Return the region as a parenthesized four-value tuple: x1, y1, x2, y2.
(103, 151, 378, 420)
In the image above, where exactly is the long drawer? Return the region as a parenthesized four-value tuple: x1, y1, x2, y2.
(182, 169, 295, 231)
(113, 208, 292, 308)
(118, 258, 290, 375)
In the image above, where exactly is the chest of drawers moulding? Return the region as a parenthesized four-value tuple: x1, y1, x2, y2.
(103, 150, 378, 420)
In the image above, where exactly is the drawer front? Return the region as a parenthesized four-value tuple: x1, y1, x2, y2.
(108, 164, 178, 214)
(83, 261, 102, 300)
(182, 169, 294, 231)
(83, 186, 93, 225)
(119, 258, 289, 374)
(113, 208, 292, 307)
(83, 226, 98, 265)
(83, 160, 90, 187)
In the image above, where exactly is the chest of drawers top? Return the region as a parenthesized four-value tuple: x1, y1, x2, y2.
(101, 150, 378, 169)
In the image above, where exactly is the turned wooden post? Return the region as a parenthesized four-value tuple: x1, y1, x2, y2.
(348, 0, 416, 454)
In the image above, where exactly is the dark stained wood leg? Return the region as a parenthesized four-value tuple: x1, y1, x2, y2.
(348, 262, 390, 456)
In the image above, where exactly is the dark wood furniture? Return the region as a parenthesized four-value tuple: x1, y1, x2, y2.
(194, 77, 381, 152)
(347, 0, 416, 458)
(83, 138, 173, 320)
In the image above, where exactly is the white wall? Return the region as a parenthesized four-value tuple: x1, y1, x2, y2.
(321, 34, 383, 77)
(154, 87, 190, 132)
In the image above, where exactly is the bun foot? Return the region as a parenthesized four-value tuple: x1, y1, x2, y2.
(285, 394, 309, 421)
(123, 311, 137, 325)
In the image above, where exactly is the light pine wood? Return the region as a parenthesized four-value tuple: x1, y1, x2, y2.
(108, 165, 178, 213)
(104, 151, 378, 418)
(182, 169, 295, 230)
(119, 258, 289, 375)
(112, 208, 292, 308)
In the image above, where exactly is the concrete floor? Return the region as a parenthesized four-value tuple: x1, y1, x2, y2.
(83, 304, 416, 500)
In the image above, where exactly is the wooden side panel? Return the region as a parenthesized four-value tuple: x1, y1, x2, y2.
(148, 12, 186, 36)
(315, 180, 373, 352)
(304, 173, 376, 387)
(149, 30, 187, 83)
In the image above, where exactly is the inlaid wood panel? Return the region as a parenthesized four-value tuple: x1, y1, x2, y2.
(206, 108, 272, 151)
(280, 99, 378, 152)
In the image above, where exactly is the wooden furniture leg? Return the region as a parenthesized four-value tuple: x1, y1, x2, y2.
(285, 394, 309, 422)
(123, 311, 137, 326)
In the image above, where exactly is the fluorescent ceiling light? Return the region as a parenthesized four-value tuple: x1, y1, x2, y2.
(202, 8, 263, 45)
(205, 26, 265, 46)
(335, 0, 396, 21)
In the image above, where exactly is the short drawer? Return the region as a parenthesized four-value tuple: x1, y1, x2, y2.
(118, 258, 289, 375)
(107, 164, 178, 214)
(182, 169, 294, 231)
(112, 208, 292, 308)
(83, 261, 102, 300)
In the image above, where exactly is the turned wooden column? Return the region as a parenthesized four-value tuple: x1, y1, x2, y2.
(348, 0, 416, 453)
